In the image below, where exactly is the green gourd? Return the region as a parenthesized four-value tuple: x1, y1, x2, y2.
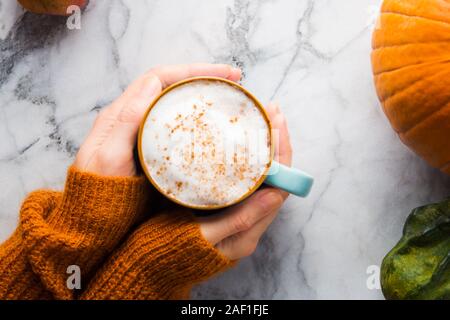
(381, 198, 450, 300)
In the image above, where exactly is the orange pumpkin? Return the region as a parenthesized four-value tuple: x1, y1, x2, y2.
(372, 0, 450, 175)
(18, 0, 88, 16)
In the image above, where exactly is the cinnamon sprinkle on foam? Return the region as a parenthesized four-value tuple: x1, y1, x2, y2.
(141, 80, 271, 208)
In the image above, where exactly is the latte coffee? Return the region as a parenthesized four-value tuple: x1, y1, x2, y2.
(139, 78, 272, 209)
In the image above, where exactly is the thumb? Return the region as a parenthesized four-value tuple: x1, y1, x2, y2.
(108, 72, 162, 147)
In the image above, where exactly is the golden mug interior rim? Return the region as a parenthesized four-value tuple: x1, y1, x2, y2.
(137, 76, 275, 210)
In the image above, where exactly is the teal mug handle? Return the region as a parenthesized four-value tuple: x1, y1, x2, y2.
(264, 161, 314, 197)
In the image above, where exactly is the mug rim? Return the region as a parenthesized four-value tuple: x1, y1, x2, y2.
(137, 76, 274, 210)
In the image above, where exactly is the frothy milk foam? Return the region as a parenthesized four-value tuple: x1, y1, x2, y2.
(141, 79, 271, 208)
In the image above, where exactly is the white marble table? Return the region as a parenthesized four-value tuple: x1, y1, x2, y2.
(0, 0, 449, 299)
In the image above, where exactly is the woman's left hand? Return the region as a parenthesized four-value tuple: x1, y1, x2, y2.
(74, 64, 241, 176)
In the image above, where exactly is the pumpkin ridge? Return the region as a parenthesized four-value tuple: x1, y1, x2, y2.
(381, 10, 450, 26)
(374, 58, 450, 77)
(377, 63, 450, 102)
(372, 40, 450, 51)
(399, 97, 450, 135)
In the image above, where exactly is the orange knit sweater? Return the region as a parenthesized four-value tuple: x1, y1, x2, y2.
(0, 167, 232, 300)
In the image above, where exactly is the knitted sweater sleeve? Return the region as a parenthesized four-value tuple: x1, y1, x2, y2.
(81, 210, 233, 300)
(0, 167, 149, 299)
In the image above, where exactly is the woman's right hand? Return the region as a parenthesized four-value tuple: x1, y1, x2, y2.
(199, 103, 292, 260)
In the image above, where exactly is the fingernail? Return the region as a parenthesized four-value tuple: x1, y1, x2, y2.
(273, 102, 281, 113)
(147, 74, 161, 92)
(258, 190, 283, 212)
